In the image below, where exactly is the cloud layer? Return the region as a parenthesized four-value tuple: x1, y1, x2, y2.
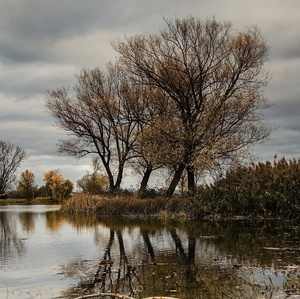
(1, 0, 300, 187)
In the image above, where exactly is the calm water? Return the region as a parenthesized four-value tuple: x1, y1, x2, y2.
(1, 205, 300, 299)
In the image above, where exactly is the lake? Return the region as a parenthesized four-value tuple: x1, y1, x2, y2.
(0, 205, 300, 299)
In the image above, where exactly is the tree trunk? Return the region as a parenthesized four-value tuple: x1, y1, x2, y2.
(114, 164, 124, 191)
(108, 175, 115, 192)
(164, 163, 186, 197)
(170, 229, 187, 259)
(186, 166, 196, 193)
(100, 157, 115, 192)
(138, 165, 153, 194)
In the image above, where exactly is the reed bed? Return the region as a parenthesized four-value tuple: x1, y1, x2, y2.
(61, 192, 189, 216)
(193, 157, 300, 218)
(61, 193, 103, 214)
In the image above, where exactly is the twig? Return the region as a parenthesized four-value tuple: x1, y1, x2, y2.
(73, 293, 135, 299)
(5, 283, 9, 299)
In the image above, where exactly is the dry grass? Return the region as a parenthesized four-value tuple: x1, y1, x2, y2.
(61, 193, 103, 214)
(61, 192, 189, 217)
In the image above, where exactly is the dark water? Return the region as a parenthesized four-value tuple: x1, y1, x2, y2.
(1, 205, 300, 299)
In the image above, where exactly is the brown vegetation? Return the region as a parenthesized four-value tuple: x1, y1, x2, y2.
(61, 157, 300, 220)
(61, 192, 188, 217)
(192, 157, 300, 218)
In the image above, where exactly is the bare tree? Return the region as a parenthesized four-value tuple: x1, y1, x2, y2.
(46, 64, 144, 192)
(114, 16, 273, 196)
(0, 141, 26, 194)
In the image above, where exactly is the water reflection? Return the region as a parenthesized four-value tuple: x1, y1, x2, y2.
(0, 211, 25, 263)
(0, 205, 300, 299)
(59, 216, 300, 298)
(19, 212, 35, 232)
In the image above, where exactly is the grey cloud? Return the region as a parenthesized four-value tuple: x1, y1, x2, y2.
(254, 127, 300, 162)
(1, 0, 300, 187)
(0, 36, 47, 63)
(1, 1, 112, 39)
(0, 1, 143, 64)
(0, 119, 60, 155)
(268, 100, 300, 120)
(0, 63, 78, 96)
(270, 35, 300, 61)
(0, 0, 165, 41)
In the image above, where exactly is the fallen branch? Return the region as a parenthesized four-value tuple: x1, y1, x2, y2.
(73, 294, 179, 299)
(263, 247, 300, 251)
(73, 293, 135, 299)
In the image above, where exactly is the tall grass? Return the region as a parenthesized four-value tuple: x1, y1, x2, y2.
(61, 194, 103, 214)
(192, 157, 300, 218)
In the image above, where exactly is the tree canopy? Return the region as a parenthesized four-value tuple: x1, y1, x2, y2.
(43, 170, 73, 200)
(47, 16, 273, 196)
(18, 169, 37, 200)
(113, 16, 273, 195)
(46, 64, 146, 192)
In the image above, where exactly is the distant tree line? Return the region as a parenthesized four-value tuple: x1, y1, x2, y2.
(46, 16, 273, 196)
(5, 169, 74, 201)
(0, 139, 106, 200)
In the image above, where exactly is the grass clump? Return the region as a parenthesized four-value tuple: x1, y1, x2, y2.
(61, 193, 103, 214)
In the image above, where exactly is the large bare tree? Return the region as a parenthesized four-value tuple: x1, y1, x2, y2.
(0, 140, 27, 194)
(114, 16, 273, 196)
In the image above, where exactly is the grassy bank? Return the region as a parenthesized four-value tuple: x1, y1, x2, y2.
(60, 158, 300, 220)
(0, 197, 59, 205)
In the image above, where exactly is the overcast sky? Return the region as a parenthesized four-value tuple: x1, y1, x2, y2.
(1, 0, 300, 188)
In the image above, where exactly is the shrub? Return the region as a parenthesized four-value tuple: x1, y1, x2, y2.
(194, 157, 300, 218)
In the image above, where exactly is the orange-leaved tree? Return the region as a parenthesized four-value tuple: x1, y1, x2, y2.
(43, 170, 73, 201)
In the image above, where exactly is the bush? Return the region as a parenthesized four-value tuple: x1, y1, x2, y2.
(194, 157, 300, 218)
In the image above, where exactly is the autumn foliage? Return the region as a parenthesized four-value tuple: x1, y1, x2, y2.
(44, 170, 73, 201)
(18, 169, 37, 200)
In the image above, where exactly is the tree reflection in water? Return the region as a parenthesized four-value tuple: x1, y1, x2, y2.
(59, 216, 276, 299)
(0, 211, 25, 263)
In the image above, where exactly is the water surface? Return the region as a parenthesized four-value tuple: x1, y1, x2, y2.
(1, 205, 300, 298)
